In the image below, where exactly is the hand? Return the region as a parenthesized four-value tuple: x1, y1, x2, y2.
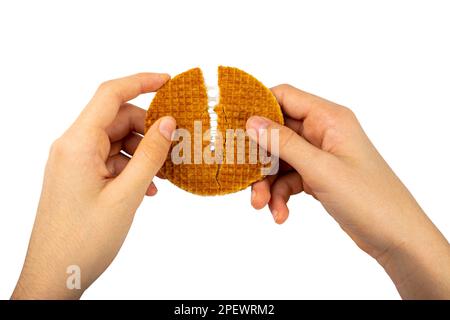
(12, 73, 176, 299)
(247, 84, 450, 299)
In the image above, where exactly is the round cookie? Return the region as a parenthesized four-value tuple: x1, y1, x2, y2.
(145, 66, 284, 196)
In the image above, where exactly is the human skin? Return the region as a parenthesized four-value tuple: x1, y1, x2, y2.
(247, 84, 450, 299)
(11, 73, 176, 299)
(12, 76, 450, 299)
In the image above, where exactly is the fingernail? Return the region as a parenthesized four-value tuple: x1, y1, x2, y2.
(147, 184, 158, 196)
(272, 210, 278, 222)
(159, 117, 176, 141)
(159, 73, 171, 81)
(247, 116, 270, 133)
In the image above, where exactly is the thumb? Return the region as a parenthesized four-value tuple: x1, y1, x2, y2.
(113, 116, 176, 198)
(246, 116, 326, 175)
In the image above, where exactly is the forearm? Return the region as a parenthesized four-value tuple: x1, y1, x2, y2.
(12, 268, 83, 300)
(11, 243, 85, 300)
(377, 208, 450, 299)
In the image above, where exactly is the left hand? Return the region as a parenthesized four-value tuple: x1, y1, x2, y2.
(12, 73, 176, 299)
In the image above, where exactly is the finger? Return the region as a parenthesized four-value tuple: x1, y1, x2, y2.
(146, 182, 158, 197)
(80, 73, 170, 128)
(279, 160, 293, 173)
(112, 116, 176, 198)
(156, 171, 166, 179)
(105, 103, 146, 142)
(105, 153, 130, 177)
(109, 133, 143, 157)
(251, 175, 277, 210)
(271, 84, 338, 120)
(109, 141, 122, 157)
(284, 117, 303, 135)
(268, 172, 303, 224)
(122, 133, 142, 156)
(246, 116, 328, 176)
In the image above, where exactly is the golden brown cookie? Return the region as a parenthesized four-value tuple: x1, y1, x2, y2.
(145, 66, 283, 195)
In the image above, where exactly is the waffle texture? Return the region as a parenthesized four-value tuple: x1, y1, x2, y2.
(145, 66, 284, 195)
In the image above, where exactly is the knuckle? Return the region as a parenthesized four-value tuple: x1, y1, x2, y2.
(49, 137, 71, 158)
(97, 80, 121, 100)
(97, 80, 114, 93)
(274, 83, 294, 95)
(278, 83, 293, 90)
(320, 106, 356, 130)
(278, 127, 298, 152)
(321, 106, 354, 129)
(140, 145, 156, 163)
(339, 105, 355, 118)
(140, 138, 168, 165)
(331, 106, 359, 130)
(321, 112, 339, 129)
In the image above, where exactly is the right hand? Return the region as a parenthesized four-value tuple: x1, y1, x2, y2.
(247, 84, 450, 299)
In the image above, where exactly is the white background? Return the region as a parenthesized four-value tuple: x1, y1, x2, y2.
(0, 0, 449, 299)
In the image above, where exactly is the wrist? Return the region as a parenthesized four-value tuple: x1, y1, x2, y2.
(375, 216, 450, 299)
(12, 267, 84, 300)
